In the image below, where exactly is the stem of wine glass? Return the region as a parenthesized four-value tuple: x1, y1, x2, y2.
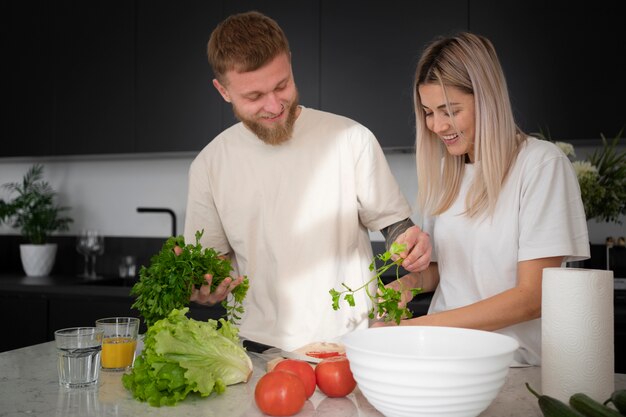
(83, 254, 89, 277)
(90, 254, 97, 279)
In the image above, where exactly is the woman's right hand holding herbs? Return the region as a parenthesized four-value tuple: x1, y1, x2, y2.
(394, 225, 432, 272)
(383, 273, 423, 310)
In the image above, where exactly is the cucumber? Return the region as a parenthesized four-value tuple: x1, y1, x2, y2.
(526, 383, 587, 417)
(570, 392, 623, 417)
(603, 390, 626, 415)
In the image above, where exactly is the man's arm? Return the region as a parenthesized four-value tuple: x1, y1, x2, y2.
(381, 221, 432, 272)
(380, 218, 415, 250)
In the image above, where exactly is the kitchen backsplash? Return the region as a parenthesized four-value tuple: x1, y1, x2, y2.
(0, 235, 165, 277)
(0, 148, 624, 243)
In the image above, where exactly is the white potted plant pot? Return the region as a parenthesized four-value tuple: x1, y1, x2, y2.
(20, 243, 58, 276)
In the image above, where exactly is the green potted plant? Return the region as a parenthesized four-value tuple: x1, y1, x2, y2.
(0, 164, 73, 276)
(537, 129, 626, 224)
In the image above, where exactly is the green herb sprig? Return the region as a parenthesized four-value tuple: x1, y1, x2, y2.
(131, 230, 249, 327)
(329, 242, 422, 324)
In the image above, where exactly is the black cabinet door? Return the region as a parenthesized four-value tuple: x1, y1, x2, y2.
(53, 0, 135, 155)
(135, 1, 224, 153)
(319, 1, 468, 149)
(135, 1, 320, 153)
(220, 0, 321, 130)
(0, 294, 48, 352)
(48, 296, 136, 340)
(470, 1, 626, 141)
(2, 1, 55, 157)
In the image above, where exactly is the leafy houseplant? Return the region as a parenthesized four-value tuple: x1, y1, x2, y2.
(537, 130, 626, 224)
(0, 164, 73, 275)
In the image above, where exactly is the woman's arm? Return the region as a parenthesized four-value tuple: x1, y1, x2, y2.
(384, 256, 563, 331)
(384, 263, 440, 308)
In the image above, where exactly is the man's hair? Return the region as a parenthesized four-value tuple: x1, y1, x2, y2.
(207, 11, 290, 84)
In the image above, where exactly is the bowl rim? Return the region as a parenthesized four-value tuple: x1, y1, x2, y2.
(341, 326, 519, 360)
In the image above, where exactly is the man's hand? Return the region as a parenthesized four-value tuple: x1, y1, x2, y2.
(394, 225, 431, 272)
(172, 245, 244, 306)
(190, 273, 245, 306)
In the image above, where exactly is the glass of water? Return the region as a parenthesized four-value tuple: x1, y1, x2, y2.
(54, 327, 104, 388)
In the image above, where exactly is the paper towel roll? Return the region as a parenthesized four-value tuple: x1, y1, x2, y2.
(542, 267, 614, 403)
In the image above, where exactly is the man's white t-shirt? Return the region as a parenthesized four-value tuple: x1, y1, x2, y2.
(424, 137, 590, 365)
(184, 107, 412, 351)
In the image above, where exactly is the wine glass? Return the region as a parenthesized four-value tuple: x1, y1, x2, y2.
(75, 230, 91, 278)
(76, 230, 104, 279)
(86, 230, 104, 279)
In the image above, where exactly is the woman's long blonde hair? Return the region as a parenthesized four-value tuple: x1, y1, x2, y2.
(414, 32, 526, 218)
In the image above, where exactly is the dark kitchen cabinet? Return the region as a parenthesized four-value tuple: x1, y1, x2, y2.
(3, 1, 624, 158)
(3, 1, 56, 157)
(53, 1, 135, 155)
(134, 0, 320, 153)
(47, 296, 136, 341)
(319, 0, 467, 149)
(46, 296, 226, 342)
(3, 1, 135, 157)
(0, 293, 48, 351)
(135, 1, 223, 153)
(469, 1, 626, 141)
(0, 277, 231, 353)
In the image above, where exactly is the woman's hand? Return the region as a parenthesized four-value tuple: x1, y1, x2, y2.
(371, 319, 399, 328)
(190, 273, 245, 306)
(394, 225, 432, 272)
(373, 273, 423, 323)
(383, 275, 419, 310)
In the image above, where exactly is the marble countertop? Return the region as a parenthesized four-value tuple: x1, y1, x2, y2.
(2, 341, 625, 417)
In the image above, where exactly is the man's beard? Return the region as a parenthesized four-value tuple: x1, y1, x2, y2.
(233, 93, 299, 146)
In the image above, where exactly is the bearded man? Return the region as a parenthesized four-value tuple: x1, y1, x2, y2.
(184, 11, 430, 352)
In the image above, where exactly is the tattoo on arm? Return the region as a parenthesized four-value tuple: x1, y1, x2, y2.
(380, 218, 415, 250)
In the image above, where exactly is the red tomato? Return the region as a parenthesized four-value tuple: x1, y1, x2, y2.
(254, 370, 306, 416)
(274, 359, 317, 398)
(315, 356, 357, 397)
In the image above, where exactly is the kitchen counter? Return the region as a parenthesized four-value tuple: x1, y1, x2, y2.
(0, 273, 135, 297)
(1, 341, 625, 417)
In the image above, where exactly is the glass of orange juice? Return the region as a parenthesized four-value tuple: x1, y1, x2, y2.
(95, 317, 140, 371)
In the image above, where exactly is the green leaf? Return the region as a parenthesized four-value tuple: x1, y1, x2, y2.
(0, 164, 73, 243)
(535, 128, 626, 224)
(328, 243, 422, 324)
(330, 289, 341, 310)
(130, 231, 248, 327)
(344, 293, 355, 307)
(122, 308, 252, 406)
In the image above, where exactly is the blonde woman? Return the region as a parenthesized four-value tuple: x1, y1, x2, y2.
(379, 33, 589, 365)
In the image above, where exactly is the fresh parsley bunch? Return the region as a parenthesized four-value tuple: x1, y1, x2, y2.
(329, 242, 422, 324)
(131, 230, 249, 327)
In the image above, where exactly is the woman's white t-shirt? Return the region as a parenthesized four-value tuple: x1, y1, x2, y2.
(424, 137, 589, 365)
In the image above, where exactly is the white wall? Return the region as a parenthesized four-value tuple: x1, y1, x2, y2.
(1, 149, 624, 243)
(0, 155, 192, 238)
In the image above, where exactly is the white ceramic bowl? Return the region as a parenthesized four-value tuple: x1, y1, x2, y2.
(341, 326, 519, 417)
